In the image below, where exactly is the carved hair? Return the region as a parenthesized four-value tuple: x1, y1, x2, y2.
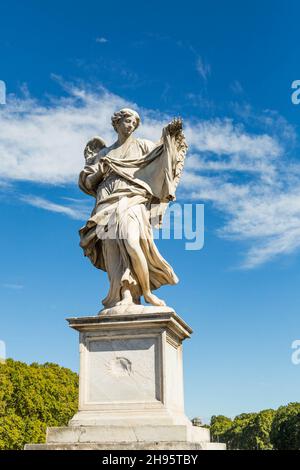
(111, 108, 141, 132)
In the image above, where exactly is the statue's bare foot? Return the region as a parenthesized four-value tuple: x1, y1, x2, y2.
(144, 292, 166, 307)
(116, 287, 134, 306)
(115, 297, 134, 306)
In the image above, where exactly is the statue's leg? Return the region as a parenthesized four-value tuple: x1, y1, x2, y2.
(116, 281, 134, 306)
(103, 234, 140, 307)
(102, 239, 132, 307)
(124, 219, 166, 307)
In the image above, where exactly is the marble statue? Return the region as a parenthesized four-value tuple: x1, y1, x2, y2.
(79, 108, 187, 311)
(26, 109, 226, 451)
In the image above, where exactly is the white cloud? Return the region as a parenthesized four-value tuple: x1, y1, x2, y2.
(185, 120, 282, 159)
(181, 160, 300, 268)
(0, 85, 127, 183)
(1, 82, 299, 269)
(196, 57, 211, 80)
(21, 195, 91, 220)
(232, 103, 297, 146)
(96, 37, 108, 43)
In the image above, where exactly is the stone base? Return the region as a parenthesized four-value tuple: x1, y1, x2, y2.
(69, 410, 191, 427)
(99, 305, 176, 316)
(25, 310, 226, 451)
(25, 442, 226, 450)
(66, 310, 194, 429)
(25, 424, 225, 450)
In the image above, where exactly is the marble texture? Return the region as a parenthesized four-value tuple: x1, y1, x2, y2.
(87, 336, 158, 403)
(26, 442, 226, 450)
(79, 108, 188, 310)
(45, 424, 211, 443)
(25, 310, 226, 450)
(68, 310, 191, 427)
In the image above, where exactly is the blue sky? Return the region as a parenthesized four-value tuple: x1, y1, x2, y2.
(0, 0, 300, 422)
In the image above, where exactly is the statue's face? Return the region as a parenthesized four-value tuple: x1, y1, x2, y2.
(117, 114, 137, 137)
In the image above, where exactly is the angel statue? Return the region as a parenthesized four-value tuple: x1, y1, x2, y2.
(79, 108, 187, 312)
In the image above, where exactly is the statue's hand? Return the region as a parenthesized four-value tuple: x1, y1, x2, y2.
(84, 159, 109, 191)
(98, 158, 110, 176)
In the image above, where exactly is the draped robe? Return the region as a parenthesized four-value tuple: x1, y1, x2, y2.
(79, 134, 179, 308)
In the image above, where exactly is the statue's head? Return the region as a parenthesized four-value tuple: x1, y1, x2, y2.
(111, 108, 141, 137)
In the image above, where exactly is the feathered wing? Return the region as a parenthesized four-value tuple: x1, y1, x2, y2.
(84, 136, 107, 165)
(79, 136, 107, 197)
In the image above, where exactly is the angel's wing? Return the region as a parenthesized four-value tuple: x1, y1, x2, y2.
(84, 136, 107, 165)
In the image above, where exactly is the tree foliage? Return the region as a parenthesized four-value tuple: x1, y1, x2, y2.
(0, 358, 78, 449)
(210, 414, 232, 442)
(210, 405, 300, 450)
(210, 409, 276, 449)
(270, 402, 300, 450)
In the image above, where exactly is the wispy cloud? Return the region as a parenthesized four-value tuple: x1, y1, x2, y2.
(0, 83, 127, 184)
(186, 92, 215, 111)
(21, 195, 91, 220)
(230, 80, 244, 95)
(96, 37, 108, 44)
(196, 57, 211, 80)
(180, 133, 300, 268)
(2, 283, 24, 290)
(0, 82, 299, 268)
(185, 119, 282, 159)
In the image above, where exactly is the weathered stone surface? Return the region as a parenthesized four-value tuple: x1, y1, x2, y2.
(67, 311, 192, 428)
(25, 310, 226, 451)
(25, 441, 226, 450)
(45, 425, 210, 444)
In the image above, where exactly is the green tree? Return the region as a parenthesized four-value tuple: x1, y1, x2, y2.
(0, 359, 78, 449)
(210, 415, 232, 443)
(270, 402, 300, 450)
(249, 409, 275, 450)
(222, 413, 257, 450)
(210, 410, 275, 450)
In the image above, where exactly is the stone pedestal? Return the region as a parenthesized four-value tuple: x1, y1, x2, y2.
(25, 307, 225, 450)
